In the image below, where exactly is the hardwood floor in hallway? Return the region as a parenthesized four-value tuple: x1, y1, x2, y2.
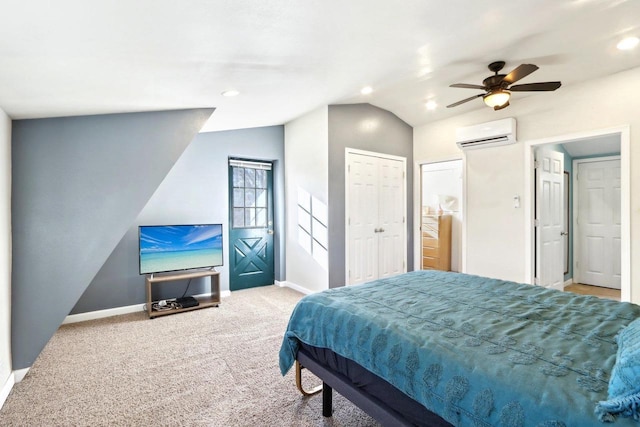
(565, 283, 620, 301)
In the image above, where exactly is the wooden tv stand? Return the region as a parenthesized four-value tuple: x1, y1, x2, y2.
(145, 269, 220, 319)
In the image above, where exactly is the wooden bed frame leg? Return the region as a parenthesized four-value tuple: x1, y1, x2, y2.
(322, 382, 333, 417)
(295, 360, 322, 396)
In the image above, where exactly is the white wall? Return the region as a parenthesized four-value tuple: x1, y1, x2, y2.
(414, 66, 640, 302)
(285, 106, 329, 292)
(464, 144, 526, 281)
(0, 107, 12, 398)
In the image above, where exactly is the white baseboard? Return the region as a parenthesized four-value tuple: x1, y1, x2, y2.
(63, 303, 146, 324)
(549, 282, 565, 291)
(0, 372, 15, 409)
(63, 291, 231, 325)
(275, 280, 317, 295)
(13, 368, 29, 383)
(563, 278, 573, 290)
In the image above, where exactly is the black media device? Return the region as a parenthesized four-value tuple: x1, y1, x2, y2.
(176, 296, 199, 308)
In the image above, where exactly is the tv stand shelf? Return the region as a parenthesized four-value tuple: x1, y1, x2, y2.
(145, 269, 220, 319)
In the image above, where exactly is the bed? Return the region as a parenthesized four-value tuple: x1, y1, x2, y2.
(279, 270, 640, 426)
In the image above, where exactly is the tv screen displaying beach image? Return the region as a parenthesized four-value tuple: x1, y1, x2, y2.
(139, 224, 223, 274)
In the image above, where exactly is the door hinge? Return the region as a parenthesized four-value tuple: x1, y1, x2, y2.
(403, 216, 405, 224)
(534, 160, 540, 169)
(534, 219, 539, 227)
(348, 164, 351, 173)
(534, 277, 540, 286)
(348, 217, 351, 225)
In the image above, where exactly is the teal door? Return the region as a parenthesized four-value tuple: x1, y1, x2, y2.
(229, 160, 275, 291)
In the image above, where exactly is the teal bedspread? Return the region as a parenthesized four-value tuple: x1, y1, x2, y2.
(279, 270, 640, 426)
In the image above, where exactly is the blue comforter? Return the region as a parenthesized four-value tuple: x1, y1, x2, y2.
(279, 270, 640, 426)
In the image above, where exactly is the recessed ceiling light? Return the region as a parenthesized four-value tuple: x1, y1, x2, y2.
(360, 86, 373, 95)
(221, 90, 240, 97)
(425, 100, 437, 110)
(617, 36, 639, 51)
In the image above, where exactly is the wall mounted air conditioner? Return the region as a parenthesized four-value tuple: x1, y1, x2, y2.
(455, 118, 517, 150)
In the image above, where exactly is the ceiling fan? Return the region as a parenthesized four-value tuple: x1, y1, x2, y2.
(446, 61, 561, 110)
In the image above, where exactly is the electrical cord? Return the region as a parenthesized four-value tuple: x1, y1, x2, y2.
(151, 300, 180, 311)
(180, 278, 193, 298)
(144, 278, 195, 312)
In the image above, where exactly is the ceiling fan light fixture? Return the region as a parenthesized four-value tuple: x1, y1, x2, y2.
(425, 100, 437, 110)
(617, 36, 639, 51)
(483, 90, 511, 108)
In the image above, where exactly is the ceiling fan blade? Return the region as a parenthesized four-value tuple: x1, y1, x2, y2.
(446, 94, 484, 108)
(509, 82, 562, 91)
(450, 83, 486, 90)
(494, 101, 510, 111)
(503, 64, 539, 84)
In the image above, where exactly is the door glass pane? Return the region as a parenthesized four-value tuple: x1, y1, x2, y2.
(256, 189, 266, 207)
(245, 168, 255, 188)
(255, 169, 267, 188)
(233, 189, 244, 207)
(245, 208, 255, 227)
(244, 189, 256, 208)
(256, 208, 267, 227)
(233, 208, 245, 228)
(233, 167, 245, 187)
(230, 163, 270, 229)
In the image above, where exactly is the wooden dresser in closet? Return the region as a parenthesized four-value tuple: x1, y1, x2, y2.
(421, 214, 452, 271)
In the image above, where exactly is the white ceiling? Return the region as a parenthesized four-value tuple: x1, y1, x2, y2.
(1, 0, 639, 133)
(562, 133, 621, 157)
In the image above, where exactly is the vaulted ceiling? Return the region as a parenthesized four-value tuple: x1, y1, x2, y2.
(1, 0, 639, 132)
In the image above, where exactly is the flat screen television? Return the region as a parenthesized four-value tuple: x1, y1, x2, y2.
(138, 224, 223, 275)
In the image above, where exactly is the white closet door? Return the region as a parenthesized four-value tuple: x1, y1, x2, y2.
(536, 148, 564, 289)
(377, 157, 405, 278)
(577, 159, 621, 289)
(347, 154, 379, 285)
(347, 151, 406, 285)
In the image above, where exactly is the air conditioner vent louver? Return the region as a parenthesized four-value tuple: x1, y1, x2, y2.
(455, 118, 517, 150)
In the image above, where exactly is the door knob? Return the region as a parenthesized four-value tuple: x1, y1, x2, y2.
(267, 229, 274, 235)
(560, 231, 568, 236)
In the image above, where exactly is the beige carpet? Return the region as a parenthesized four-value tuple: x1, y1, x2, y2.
(0, 286, 379, 426)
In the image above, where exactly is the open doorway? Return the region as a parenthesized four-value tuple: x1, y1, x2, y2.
(529, 129, 628, 301)
(420, 160, 463, 272)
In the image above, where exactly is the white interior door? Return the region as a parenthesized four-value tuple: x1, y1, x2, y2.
(576, 159, 621, 289)
(536, 148, 564, 289)
(347, 151, 406, 285)
(347, 154, 378, 285)
(377, 157, 405, 278)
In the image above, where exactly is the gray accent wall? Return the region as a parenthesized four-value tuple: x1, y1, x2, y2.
(11, 109, 214, 369)
(327, 104, 413, 288)
(72, 125, 285, 314)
